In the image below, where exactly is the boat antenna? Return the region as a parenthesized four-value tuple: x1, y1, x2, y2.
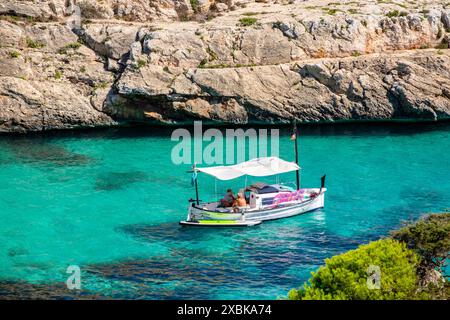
(291, 120, 300, 190)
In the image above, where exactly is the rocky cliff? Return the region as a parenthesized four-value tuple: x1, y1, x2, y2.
(0, 0, 449, 132)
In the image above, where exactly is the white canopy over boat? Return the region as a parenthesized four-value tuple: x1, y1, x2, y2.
(196, 156, 300, 180)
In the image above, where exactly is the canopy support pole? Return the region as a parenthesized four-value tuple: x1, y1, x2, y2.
(214, 178, 217, 201)
(195, 174, 199, 205)
(293, 121, 300, 190)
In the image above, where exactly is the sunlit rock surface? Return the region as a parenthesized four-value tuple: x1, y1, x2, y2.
(0, 0, 449, 132)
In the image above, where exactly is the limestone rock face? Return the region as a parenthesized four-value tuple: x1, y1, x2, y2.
(0, 0, 68, 21)
(113, 51, 450, 124)
(0, 0, 450, 132)
(107, 1, 450, 125)
(0, 20, 116, 132)
(76, 23, 140, 60)
(0, 0, 239, 22)
(0, 77, 115, 133)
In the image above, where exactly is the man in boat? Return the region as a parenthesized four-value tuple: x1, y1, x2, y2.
(230, 192, 247, 212)
(220, 189, 236, 207)
(234, 192, 247, 207)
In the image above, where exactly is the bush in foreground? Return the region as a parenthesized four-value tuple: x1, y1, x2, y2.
(391, 213, 449, 298)
(391, 213, 449, 274)
(288, 239, 419, 300)
(288, 213, 450, 300)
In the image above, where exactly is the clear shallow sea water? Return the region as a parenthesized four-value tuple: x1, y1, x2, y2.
(0, 123, 449, 299)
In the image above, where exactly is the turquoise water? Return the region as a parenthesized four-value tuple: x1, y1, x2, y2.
(0, 123, 449, 299)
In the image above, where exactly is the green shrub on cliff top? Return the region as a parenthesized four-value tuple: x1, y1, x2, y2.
(26, 37, 45, 49)
(436, 42, 449, 50)
(190, 0, 200, 13)
(386, 10, 399, 18)
(386, 10, 408, 18)
(54, 70, 63, 80)
(57, 42, 82, 54)
(322, 8, 342, 16)
(288, 239, 420, 300)
(239, 17, 258, 27)
(135, 59, 147, 69)
(391, 213, 450, 273)
(9, 51, 20, 58)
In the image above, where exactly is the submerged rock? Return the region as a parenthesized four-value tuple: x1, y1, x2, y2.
(4, 138, 94, 166)
(94, 171, 149, 190)
(0, 280, 107, 300)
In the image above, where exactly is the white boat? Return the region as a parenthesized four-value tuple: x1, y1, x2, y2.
(180, 156, 326, 227)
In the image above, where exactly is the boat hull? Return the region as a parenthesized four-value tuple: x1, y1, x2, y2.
(179, 220, 262, 227)
(245, 192, 324, 221)
(186, 189, 325, 223)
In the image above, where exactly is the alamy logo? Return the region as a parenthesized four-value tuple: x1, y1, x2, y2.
(66, 265, 81, 290)
(171, 121, 279, 165)
(366, 265, 381, 290)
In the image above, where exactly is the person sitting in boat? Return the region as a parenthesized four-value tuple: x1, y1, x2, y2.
(220, 189, 236, 207)
(234, 192, 247, 207)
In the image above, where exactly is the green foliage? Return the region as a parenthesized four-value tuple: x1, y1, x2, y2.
(9, 50, 20, 58)
(436, 42, 449, 50)
(239, 17, 258, 27)
(57, 42, 82, 54)
(288, 213, 450, 300)
(198, 58, 208, 68)
(322, 8, 341, 15)
(54, 70, 63, 80)
(391, 213, 450, 272)
(386, 10, 399, 17)
(190, 0, 200, 13)
(135, 59, 147, 69)
(68, 42, 82, 49)
(57, 48, 67, 54)
(92, 81, 109, 91)
(289, 239, 420, 300)
(206, 47, 218, 61)
(386, 10, 407, 18)
(26, 37, 45, 49)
